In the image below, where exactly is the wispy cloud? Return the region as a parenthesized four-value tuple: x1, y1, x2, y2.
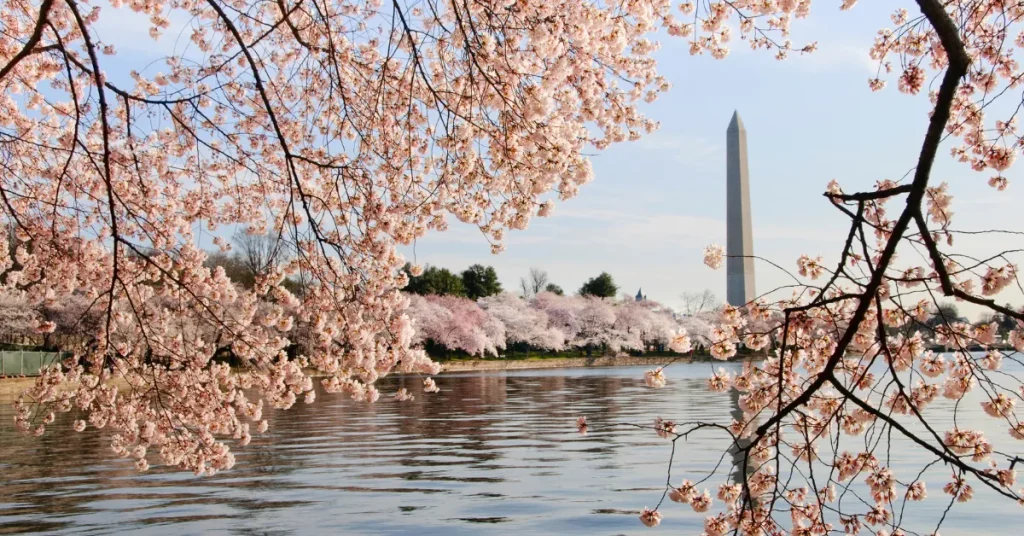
(955, 195, 1016, 206)
(527, 208, 839, 248)
(92, 1, 205, 60)
(793, 43, 877, 74)
(634, 132, 723, 170)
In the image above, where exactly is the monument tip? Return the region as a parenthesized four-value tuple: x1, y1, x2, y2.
(727, 110, 745, 131)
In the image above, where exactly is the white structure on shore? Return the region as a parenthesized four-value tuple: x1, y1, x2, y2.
(726, 111, 756, 306)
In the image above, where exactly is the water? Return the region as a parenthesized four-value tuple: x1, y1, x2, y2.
(0, 362, 1020, 535)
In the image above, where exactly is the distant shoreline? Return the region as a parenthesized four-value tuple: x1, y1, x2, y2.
(439, 354, 678, 372)
(438, 353, 764, 373)
(0, 354, 755, 402)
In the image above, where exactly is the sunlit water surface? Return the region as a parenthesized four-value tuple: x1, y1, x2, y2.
(1, 361, 1021, 535)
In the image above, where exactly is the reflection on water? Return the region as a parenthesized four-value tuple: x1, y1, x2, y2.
(0, 363, 1020, 535)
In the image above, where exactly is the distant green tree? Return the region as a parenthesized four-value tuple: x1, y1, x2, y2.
(461, 264, 502, 299)
(926, 302, 964, 328)
(983, 304, 1019, 334)
(403, 264, 466, 296)
(579, 272, 618, 298)
(204, 251, 254, 288)
(544, 283, 564, 296)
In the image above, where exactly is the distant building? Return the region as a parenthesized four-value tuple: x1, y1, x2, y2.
(635, 288, 647, 302)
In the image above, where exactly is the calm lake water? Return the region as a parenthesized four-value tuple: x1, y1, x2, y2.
(0, 361, 1021, 535)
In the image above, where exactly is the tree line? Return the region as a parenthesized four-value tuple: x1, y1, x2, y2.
(401, 264, 622, 300)
(406, 291, 721, 359)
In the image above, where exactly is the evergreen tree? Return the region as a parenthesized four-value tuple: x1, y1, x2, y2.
(544, 283, 564, 296)
(403, 264, 466, 296)
(579, 272, 618, 298)
(461, 265, 503, 299)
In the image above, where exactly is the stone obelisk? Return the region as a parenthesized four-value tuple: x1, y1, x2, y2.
(726, 111, 756, 306)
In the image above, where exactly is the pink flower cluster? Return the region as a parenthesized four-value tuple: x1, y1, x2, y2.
(407, 292, 695, 357)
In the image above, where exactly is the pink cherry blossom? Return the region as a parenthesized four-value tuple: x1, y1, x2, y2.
(944, 476, 974, 503)
(479, 293, 565, 350)
(797, 255, 826, 279)
(654, 417, 677, 439)
(707, 368, 732, 392)
(703, 245, 725, 269)
(639, 507, 662, 527)
(644, 368, 667, 388)
(669, 331, 693, 353)
(690, 490, 713, 513)
(906, 481, 927, 501)
(5, 0, 1024, 531)
(669, 480, 698, 503)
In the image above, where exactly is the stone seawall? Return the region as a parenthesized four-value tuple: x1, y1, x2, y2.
(440, 355, 688, 373)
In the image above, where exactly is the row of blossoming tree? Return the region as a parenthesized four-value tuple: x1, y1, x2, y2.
(0, 282, 720, 359)
(407, 291, 719, 357)
(4, 0, 1024, 533)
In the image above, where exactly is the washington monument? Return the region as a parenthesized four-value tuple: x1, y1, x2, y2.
(726, 111, 756, 306)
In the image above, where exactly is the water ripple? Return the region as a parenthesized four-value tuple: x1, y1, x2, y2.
(0, 363, 1020, 535)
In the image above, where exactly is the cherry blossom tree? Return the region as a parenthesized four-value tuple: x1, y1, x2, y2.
(404, 291, 691, 356)
(579, 1, 1024, 533)
(478, 292, 564, 351)
(572, 295, 621, 351)
(613, 299, 678, 351)
(2, 0, 679, 473)
(533, 291, 582, 344)
(0, 290, 102, 348)
(405, 294, 503, 357)
(0, 290, 43, 345)
(677, 311, 716, 351)
(6, 0, 1024, 533)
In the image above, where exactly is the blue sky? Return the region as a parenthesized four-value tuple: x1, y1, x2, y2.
(89, 3, 1022, 319)
(400, 4, 1023, 319)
